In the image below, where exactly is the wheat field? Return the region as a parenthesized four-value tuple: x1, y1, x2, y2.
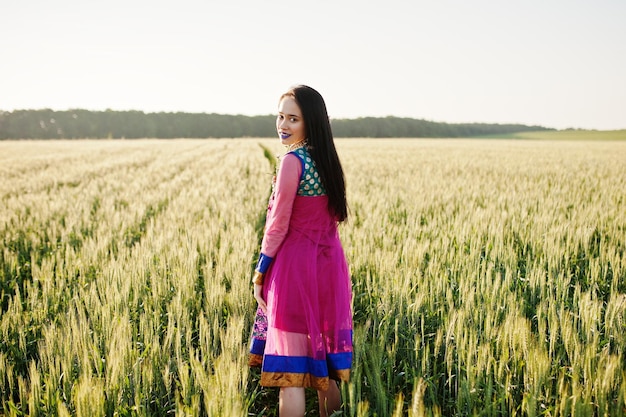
(0, 138, 625, 416)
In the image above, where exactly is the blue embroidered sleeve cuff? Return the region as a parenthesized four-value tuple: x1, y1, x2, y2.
(255, 253, 273, 273)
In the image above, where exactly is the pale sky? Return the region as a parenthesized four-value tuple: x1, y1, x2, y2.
(2, 0, 625, 130)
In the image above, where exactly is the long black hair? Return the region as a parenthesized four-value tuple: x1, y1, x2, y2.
(282, 85, 348, 222)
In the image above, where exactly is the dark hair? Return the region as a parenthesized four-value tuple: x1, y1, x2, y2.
(281, 85, 347, 222)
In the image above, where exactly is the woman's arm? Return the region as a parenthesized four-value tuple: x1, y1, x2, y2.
(255, 153, 301, 272)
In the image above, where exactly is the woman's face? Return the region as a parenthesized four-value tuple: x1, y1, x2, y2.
(276, 96, 306, 147)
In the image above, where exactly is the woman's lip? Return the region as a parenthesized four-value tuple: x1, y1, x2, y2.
(280, 133, 291, 139)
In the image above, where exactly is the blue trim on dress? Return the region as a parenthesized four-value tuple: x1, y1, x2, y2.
(250, 338, 266, 355)
(256, 253, 273, 273)
(263, 352, 352, 377)
(263, 355, 329, 377)
(327, 352, 353, 370)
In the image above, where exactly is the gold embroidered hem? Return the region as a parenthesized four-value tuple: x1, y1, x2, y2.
(330, 369, 350, 382)
(248, 353, 263, 367)
(261, 372, 331, 391)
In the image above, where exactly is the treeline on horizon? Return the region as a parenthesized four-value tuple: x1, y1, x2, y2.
(0, 109, 553, 139)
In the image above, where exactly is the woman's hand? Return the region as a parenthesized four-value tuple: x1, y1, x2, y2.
(254, 283, 267, 314)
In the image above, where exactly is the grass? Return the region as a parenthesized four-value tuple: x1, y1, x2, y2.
(1, 138, 625, 416)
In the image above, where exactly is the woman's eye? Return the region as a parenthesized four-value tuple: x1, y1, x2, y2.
(290, 118, 297, 122)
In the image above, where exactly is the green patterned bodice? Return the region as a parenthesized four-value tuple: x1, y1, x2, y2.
(290, 147, 326, 196)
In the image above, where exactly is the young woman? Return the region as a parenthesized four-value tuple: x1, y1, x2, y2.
(249, 85, 353, 416)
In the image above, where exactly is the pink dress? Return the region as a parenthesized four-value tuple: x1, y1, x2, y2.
(249, 146, 353, 391)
